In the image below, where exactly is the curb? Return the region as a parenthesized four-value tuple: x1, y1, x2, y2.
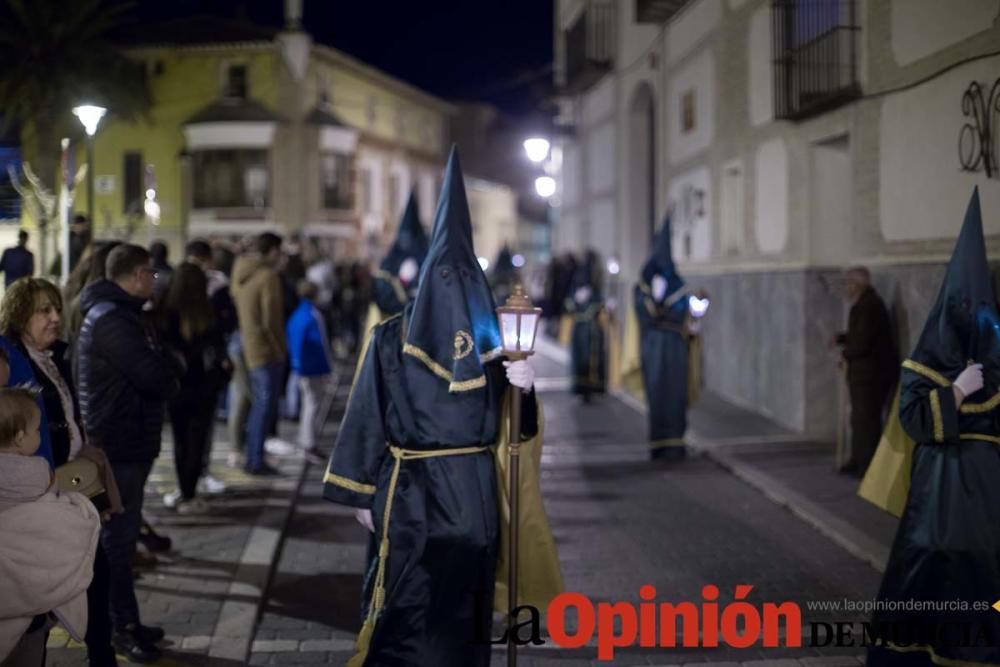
(611, 389, 889, 573)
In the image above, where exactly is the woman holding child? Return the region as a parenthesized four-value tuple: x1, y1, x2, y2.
(0, 278, 130, 666)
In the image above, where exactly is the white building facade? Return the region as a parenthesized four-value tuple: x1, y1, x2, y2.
(553, 0, 1000, 441)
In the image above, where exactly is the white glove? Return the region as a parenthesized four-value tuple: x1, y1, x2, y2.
(954, 363, 984, 398)
(574, 286, 592, 304)
(398, 257, 418, 284)
(354, 508, 375, 533)
(503, 359, 535, 391)
(651, 275, 667, 301)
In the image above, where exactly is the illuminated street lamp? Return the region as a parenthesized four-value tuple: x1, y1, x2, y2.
(72, 104, 106, 230)
(534, 175, 556, 199)
(523, 137, 550, 163)
(495, 283, 542, 667)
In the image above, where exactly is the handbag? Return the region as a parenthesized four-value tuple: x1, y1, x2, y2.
(54, 458, 110, 512)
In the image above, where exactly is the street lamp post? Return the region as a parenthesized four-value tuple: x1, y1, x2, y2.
(495, 284, 542, 667)
(72, 105, 106, 233)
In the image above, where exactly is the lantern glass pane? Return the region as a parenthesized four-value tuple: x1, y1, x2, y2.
(500, 312, 519, 351)
(518, 312, 539, 351)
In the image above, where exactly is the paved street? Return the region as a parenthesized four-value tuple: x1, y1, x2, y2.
(44, 346, 888, 666)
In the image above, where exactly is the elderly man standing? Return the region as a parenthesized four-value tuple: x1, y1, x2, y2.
(834, 267, 898, 475)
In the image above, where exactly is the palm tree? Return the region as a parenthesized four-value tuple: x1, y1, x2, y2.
(0, 0, 151, 192)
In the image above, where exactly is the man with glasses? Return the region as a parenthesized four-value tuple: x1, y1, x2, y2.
(77, 243, 182, 662)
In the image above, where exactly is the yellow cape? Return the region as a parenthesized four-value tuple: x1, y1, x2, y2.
(493, 394, 565, 611)
(857, 386, 914, 518)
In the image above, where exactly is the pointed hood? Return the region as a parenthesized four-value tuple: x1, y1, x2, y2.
(911, 187, 999, 382)
(380, 190, 429, 275)
(489, 244, 517, 303)
(568, 250, 602, 300)
(641, 215, 686, 299)
(492, 245, 514, 280)
(403, 147, 502, 392)
(373, 191, 429, 313)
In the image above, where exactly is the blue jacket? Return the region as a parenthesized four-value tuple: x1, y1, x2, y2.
(287, 301, 332, 377)
(0, 335, 54, 467)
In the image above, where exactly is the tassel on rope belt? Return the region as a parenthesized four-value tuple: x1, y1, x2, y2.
(348, 444, 489, 667)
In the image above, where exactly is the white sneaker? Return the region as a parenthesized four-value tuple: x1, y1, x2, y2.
(198, 475, 227, 495)
(264, 438, 297, 456)
(163, 490, 182, 509)
(176, 497, 209, 515)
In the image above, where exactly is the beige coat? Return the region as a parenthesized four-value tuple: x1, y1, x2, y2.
(0, 455, 99, 661)
(231, 254, 287, 369)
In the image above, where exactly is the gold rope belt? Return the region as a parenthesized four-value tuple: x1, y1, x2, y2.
(348, 444, 489, 667)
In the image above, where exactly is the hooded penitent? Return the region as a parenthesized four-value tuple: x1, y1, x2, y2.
(490, 245, 516, 303)
(565, 250, 607, 397)
(639, 215, 686, 305)
(403, 149, 503, 392)
(868, 188, 1000, 667)
(373, 190, 429, 316)
(634, 215, 692, 461)
(322, 146, 560, 667)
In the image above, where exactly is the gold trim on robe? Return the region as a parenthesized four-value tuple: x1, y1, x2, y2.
(401, 342, 488, 392)
(930, 390, 944, 443)
(901, 359, 951, 388)
(322, 471, 376, 495)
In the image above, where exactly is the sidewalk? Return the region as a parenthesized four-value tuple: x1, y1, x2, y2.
(45, 419, 310, 666)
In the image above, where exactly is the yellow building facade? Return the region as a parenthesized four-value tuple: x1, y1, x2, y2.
(68, 26, 453, 259)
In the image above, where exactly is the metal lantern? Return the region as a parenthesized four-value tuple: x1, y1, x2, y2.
(496, 284, 542, 360)
(495, 282, 541, 667)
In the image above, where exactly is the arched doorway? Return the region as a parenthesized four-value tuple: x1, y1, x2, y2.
(627, 82, 656, 282)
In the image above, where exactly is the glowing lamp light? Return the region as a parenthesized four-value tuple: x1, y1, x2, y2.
(478, 257, 490, 271)
(72, 105, 107, 136)
(523, 137, 550, 163)
(512, 254, 525, 268)
(607, 258, 621, 276)
(496, 284, 542, 359)
(534, 176, 556, 198)
(689, 295, 710, 318)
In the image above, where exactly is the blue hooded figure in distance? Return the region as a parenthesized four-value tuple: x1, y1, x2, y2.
(564, 249, 608, 402)
(322, 147, 562, 667)
(372, 190, 429, 319)
(634, 215, 702, 462)
(489, 244, 516, 305)
(868, 188, 1000, 667)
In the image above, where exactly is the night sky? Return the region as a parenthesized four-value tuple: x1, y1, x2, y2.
(126, 0, 555, 114)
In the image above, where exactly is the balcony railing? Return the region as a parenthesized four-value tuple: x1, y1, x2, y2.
(563, 0, 616, 94)
(773, 0, 861, 120)
(635, 0, 692, 24)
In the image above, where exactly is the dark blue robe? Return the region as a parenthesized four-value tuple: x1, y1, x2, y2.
(565, 297, 607, 397)
(324, 313, 538, 666)
(635, 284, 689, 461)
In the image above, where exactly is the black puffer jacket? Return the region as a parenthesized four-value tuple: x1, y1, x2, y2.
(78, 280, 181, 463)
